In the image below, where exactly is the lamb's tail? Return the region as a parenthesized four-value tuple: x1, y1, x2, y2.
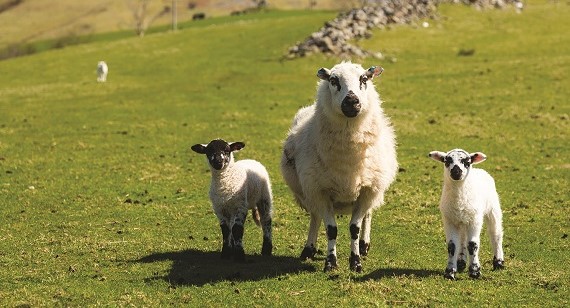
(251, 208, 261, 227)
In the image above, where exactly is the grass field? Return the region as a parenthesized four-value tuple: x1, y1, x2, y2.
(0, 1, 568, 306)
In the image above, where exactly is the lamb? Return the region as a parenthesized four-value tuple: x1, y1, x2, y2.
(97, 61, 108, 82)
(280, 61, 398, 272)
(429, 149, 505, 280)
(191, 139, 273, 261)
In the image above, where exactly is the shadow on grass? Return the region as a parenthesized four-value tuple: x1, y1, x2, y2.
(136, 249, 317, 286)
(356, 267, 442, 281)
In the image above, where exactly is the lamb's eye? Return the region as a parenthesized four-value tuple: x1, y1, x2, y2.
(329, 77, 341, 91)
(461, 158, 471, 167)
(359, 75, 368, 90)
(444, 157, 453, 167)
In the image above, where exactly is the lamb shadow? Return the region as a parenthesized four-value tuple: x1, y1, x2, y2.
(136, 249, 316, 286)
(356, 267, 442, 281)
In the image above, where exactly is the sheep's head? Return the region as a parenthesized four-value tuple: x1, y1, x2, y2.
(317, 62, 383, 118)
(429, 149, 486, 181)
(191, 139, 245, 171)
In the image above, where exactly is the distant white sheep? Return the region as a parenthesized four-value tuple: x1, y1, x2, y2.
(429, 149, 505, 280)
(97, 61, 108, 82)
(192, 139, 273, 261)
(281, 61, 398, 272)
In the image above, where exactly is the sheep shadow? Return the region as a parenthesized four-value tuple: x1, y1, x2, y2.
(136, 249, 317, 286)
(356, 267, 442, 281)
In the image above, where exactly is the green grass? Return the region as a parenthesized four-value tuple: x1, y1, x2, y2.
(0, 2, 569, 306)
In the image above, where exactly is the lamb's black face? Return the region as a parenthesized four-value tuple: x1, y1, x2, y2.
(191, 139, 245, 171)
(444, 150, 472, 181)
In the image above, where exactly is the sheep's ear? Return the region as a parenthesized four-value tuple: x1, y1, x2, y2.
(317, 68, 331, 80)
(470, 152, 487, 164)
(229, 142, 245, 152)
(429, 151, 446, 163)
(191, 144, 207, 154)
(365, 66, 384, 79)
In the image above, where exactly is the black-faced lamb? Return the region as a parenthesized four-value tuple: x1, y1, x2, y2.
(429, 149, 505, 280)
(192, 139, 273, 261)
(280, 62, 398, 272)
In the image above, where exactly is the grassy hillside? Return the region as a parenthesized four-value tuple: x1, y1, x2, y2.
(0, 1, 568, 306)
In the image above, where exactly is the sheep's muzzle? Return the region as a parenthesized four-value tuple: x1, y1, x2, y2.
(341, 91, 361, 118)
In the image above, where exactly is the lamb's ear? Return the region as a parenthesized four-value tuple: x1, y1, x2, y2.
(229, 142, 245, 152)
(429, 151, 446, 163)
(365, 66, 384, 79)
(470, 152, 487, 164)
(191, 144, 207, 154)
(317, 68, 331, 80)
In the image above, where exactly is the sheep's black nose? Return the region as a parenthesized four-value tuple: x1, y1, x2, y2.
(341, 91, 361, 118)
(450, 165, 462, 180)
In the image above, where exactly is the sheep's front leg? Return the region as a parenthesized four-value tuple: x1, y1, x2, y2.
(300, 213, 320, 260)
(442, 217, 460, 280)
(467, 222, 483, 279)
(220, 220, 233, 260)
(231, 207, 248, 262)
(323, 207, 338, 272)
(359, 211, 372, 257)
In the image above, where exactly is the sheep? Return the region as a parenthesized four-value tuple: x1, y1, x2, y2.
(429, 149, 505, 280)
(191, 139, 273, 261)
(280, 61, 398, 272)
(97, 61, 108, 82)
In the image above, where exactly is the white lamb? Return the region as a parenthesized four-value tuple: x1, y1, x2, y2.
(429, 149, 505, 280)
(97, 61, 108, 82)
(281, 61, 398, 272)
(192, 139, 273, 261)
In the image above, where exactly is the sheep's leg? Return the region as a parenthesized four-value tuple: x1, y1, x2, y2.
(231, 208, 248, 262)
(486, 208, 505, 270)
(349, 206, 368, 273)
(466, 222, 483, 279)
(359, 211, 372, 257)
(257, 199, 273, 256)
(323, 208, 338, 272)
(300, 213, 320, 260)
(442, 217, 460, 280)
(220, 220, 233, 260)
(457, 230, 467, 272)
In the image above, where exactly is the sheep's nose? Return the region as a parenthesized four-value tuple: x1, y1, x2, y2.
(341, 91, 361, 118)
(450, 165, 462, 180)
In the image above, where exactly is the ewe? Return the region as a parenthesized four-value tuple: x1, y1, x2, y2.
(97, 61, 108, 82)
(281, 62, 398, 272)
(429, 149, 505, 280)
(192, 139, 273, 261)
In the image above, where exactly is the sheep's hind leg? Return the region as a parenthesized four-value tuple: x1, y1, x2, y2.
(300, 213, 320, 260)
(349, 206, 369, 273)
(257, 199, 273, 256)
(487, 209, 505, 270)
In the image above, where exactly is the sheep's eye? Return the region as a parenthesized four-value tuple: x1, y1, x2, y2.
(359, 75, 368, 90)
(444, 157, 453, 167)
(329, 77, 341, 91)
(461, 158, 471, 167)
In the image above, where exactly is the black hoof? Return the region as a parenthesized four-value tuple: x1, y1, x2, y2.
(359, 240, 370, 257)
(457, 259, 467, 272)
(221, 245, 232, 260)
(261, 239, 273, 256)
(469, 264, 481, 279)
(233, 246, 246, 262)
(444, 268, 456, 280)
(324, 254, 338, 272)
(493, 257, 505, 270)
(349, 253, 362, 273)
(300, 246, 317, 260)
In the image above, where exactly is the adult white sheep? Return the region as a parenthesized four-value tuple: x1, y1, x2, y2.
(97, 61, 108, 82)
(281, 61, 398, 272)
(192, 139, 273, 261)
(429, 149, 505, 280)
